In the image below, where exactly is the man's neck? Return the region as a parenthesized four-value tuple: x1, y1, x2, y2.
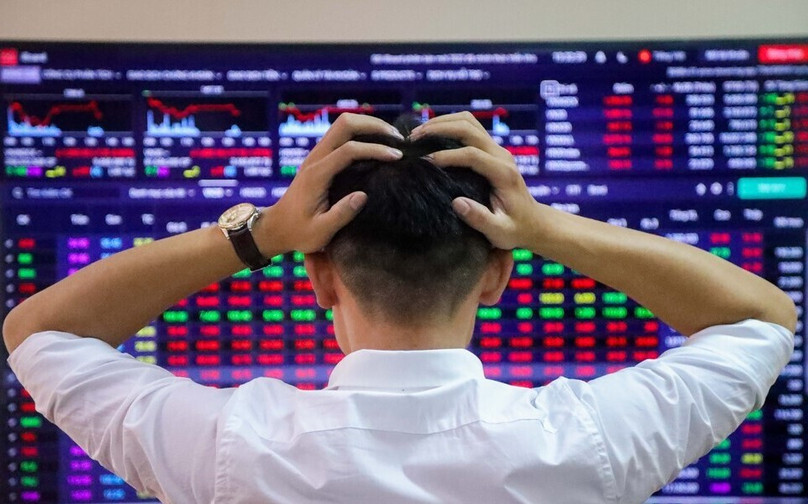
(334, 299, 478, 353)
(350, 324, 469, 351)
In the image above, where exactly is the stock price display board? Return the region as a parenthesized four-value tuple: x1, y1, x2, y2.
(0, 40, 806, 503)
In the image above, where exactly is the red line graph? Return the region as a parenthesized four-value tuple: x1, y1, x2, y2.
(419, 106, 510, 120)
(472, 107, 510, 119)
(146, 97, 241, 119)
(280, 104, 375, 122)
(8, 101, 103, 127)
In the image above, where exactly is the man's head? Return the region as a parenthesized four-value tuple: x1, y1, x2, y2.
(304, 116, 513, 348)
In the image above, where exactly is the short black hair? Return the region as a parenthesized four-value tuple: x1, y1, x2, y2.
(327, 115, 492, 324)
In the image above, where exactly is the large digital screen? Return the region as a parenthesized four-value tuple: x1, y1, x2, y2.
(0, 40, 806, 503)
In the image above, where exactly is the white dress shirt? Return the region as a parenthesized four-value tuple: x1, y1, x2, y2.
(8, 319, 793, 504)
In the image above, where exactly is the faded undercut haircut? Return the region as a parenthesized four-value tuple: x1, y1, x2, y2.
(326, 115, 493, 325)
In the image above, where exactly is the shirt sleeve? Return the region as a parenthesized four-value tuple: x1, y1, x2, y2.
(7, 331, 235, 504)
(563, 319, 795, 504)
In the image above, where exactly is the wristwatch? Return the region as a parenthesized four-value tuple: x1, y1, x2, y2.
(218, 202, 272, 272)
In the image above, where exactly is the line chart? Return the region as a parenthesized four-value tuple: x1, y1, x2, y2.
(278, 102, 376, 137)
(144, 96, 266, 137)
(6, 100, 120, 136)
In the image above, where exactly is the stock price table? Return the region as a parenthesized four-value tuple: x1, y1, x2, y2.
(0, 40, 806, 503)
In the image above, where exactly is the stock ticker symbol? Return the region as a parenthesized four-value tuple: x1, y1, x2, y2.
(0, 48, 19, 66)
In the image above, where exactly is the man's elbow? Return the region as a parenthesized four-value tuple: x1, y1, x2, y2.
(782, 298, 799, 335)
(3, 305, 36, 354)
(760, 290, 798, 335)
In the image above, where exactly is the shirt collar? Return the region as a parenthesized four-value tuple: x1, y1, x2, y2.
(326, 348, 485, 390)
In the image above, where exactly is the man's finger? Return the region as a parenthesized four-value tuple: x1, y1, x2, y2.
(428, 146, 515, 186)
(316, 191, 368, 238)
(419, 111, 488, 135)
(311, 141, 402, 182)
(309, 114, 402, 163)
(452, 197, 502, 238)
(411, 119, 502, 155)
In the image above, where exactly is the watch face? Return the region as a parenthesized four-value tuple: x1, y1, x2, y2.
(218, 203, 256, 230)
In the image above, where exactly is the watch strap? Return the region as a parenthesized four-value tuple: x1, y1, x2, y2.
(228, 225, 271, 272)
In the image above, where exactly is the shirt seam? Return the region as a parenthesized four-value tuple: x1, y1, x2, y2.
(557, 378, 620, 504)
(215, 410, 237, 504)
(266, 414, 552, 443)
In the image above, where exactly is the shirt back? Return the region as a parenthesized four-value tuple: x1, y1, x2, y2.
(8, 319, 794, 504)
(217, 371, 613, 503)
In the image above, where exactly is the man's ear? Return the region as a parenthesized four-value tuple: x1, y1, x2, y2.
(479, 249, 514, 306)
(304, 252, 337, 309)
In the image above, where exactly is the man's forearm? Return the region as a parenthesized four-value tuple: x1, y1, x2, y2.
(2, 209, 281, 353)
(1, 116, 397, 354)
(528, 203, 797, 336)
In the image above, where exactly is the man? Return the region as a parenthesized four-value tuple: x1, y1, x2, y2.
(3, 113, 796, 504)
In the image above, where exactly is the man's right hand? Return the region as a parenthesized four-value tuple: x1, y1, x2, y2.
(415, 112, 797, 336)
(411, 111, 542, 251)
